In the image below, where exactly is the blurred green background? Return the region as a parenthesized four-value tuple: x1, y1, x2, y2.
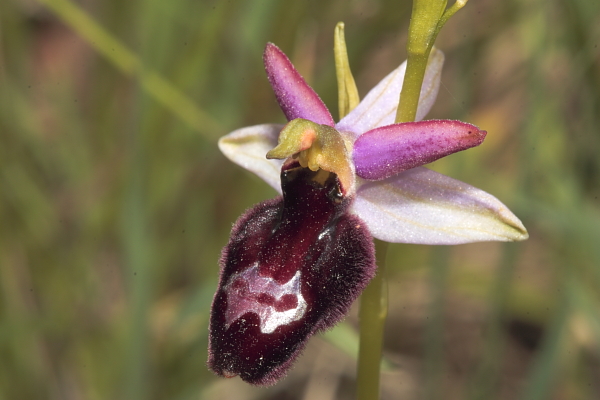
(1, 0, 599, 399)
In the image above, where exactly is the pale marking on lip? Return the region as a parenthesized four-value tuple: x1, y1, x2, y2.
(224, 262, 308, 334)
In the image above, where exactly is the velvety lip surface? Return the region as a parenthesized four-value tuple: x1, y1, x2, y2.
(208, 166, 375, 385)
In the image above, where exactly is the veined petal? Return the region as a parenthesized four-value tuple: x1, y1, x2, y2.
(353, 167, 529, 245)
(336, 48, 444, 138)
(218, 124, 284, 194)
(264, 43, 335, 127)
(353, 120, 486, 181)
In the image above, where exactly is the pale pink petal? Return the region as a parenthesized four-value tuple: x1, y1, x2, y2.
(336, 48, 444, 138)
(218, 124, 284, 194)
(264, 43, 335, 126)
(353, 167, 528, 244)
(353, 120, 486, 180)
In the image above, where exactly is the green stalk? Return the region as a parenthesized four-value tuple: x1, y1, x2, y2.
(396, 0, 469, 123)
(357, 2, 470, 398)
(331, 24, 388, 398)
(357, 240, 389, 400)
(424, 246, 450, 400)
(396, 53, 431, 123)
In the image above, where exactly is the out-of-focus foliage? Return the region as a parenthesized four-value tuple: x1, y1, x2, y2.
(0, 0, 599, 399)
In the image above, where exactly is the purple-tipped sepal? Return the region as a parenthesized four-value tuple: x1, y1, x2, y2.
(208, 164, 376, 386)
(353, 120, 487, 181)
(264, 43, 335, 127)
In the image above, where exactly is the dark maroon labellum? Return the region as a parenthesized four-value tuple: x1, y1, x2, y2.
(208, 163, 376, 386)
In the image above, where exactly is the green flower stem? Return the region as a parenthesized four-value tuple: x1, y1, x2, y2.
(357, 239, 388, 400)
(332, 22, 385, 397)
(357, 2, 470, 398)
(396, 52, 431, 123)
(424, 246, 450, 400)
(396, 0, 468, 123)
(35, 0, 222, 139)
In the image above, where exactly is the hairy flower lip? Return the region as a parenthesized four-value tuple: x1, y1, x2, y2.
(209, 161, 376, 386)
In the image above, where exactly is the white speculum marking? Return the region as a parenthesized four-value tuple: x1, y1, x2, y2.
(224, 262, 308, 334)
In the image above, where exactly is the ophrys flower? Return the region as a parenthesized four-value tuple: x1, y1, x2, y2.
(208, 42, 527, 386)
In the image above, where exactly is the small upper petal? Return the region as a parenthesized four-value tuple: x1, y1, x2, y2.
(218, 124, 284, 194)
(352, 167, 529, 245)
(336, 48, 444, 139)
(353, 120, 486, 181)
(264, 43, 335, 127)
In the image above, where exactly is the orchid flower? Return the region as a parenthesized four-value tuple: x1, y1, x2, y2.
(208, 43, 528, 386)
